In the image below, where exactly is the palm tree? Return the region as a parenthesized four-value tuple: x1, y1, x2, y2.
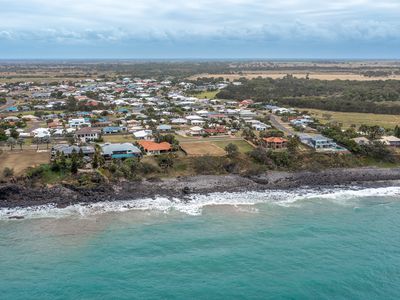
(6, 137, 16, 151)
(17, 138, 25, 150)
(32, 137, 41, 150)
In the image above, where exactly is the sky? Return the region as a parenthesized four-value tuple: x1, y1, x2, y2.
(1, 0, 400, 59)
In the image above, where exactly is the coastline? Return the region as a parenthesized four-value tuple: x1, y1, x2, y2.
(1, 167, 400, 210)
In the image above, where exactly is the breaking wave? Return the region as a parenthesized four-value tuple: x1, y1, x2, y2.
(1, 186, 400, 219)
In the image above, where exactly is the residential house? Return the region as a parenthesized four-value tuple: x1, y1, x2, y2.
(157, 124, 172, 132)
(263, 137, 288, 149)
(137, 140, 172, 155)
(133, 130, 153, 140)
(32, 128, 51, 138)
(102, 126, 127, 134)
(75, 127, 101, 143)
(353, 137, 371, 145)
(171, 118, 187, 125)
(51, 144, 95, 159)
(189, 126, 204, 136)
(68, 118, 91, 128)
(204, 127, 226, 135)
(101, 143, 141, 159)
(379, 136, 400, 147)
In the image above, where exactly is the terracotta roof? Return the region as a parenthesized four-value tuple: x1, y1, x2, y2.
(263, 137, 288, 143)
(138, 141, 172, 151)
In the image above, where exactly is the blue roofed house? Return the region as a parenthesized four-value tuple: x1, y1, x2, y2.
(101, 143, 142, 159)
(102, 126, 127, 134)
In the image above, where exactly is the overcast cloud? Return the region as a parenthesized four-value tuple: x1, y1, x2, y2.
(1, 0, 400, 58)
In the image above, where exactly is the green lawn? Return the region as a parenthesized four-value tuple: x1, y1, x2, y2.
(192, 90, 219, 99)
(103, 135, 137, 143)
(211, 140, 254, 153)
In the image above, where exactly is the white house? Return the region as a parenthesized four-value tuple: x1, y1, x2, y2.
(74, 127, 101, 143)
(171, 118, 187, 125)
(68, 118, 91, 128)
(189, 126, 204, 136)
(32, 128, 51, 138)
(133, 130, 153, 140)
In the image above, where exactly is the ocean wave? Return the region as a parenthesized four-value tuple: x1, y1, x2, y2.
(1, 186, 400, 219)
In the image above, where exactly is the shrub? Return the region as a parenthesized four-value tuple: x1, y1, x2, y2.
(139, 162, 160, 175)
(224, 143, 239, 158)
(2, 167, 14, 178)
(192, 156, 227, 175)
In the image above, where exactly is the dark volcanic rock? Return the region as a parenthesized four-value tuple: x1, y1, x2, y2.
(1, 168, 400, 209)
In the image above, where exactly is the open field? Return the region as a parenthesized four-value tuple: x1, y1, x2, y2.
(180, 142, 226, 156)
(211, 140, 254, 153)
(302, 109, 400, 129)
(0, 150, 50, 175)
(188, 72, 400, 81)
(191, 90, 219, 99)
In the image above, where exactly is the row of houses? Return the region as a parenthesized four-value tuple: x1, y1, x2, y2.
(51, 140, 173, 160)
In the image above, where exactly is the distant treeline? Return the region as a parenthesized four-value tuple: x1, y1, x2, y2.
(217, 76, 400, 114)
(2, 61, 400, 81)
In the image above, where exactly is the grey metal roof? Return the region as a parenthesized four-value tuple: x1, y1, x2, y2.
(101, 143, 141, 156)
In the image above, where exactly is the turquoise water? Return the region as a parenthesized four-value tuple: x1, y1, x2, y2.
(1, 188, 400, 299)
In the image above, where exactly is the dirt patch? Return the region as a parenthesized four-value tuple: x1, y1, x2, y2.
(0, 150, 50, 175)
(180, 142, 226, 156)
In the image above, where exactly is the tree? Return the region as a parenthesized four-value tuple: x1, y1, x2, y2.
(156, 154, 175, 170)
(0, 128, 7, 142)
(394, 125, 400, 138)
(17, 138, 25, 150)
(225, 143, 239, 158)
(92, 145, 105, 169)
(287, 136, 301, 155)
(32, 137, 42, 150)
(241, 127, 256, 140)
(10, 128, 19, 139)
(6, 137, 16, 150)
(42, 136, 51, 149)
(70, 149, 80, 174)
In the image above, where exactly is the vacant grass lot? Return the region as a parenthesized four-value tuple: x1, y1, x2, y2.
(180, 142, 226, 156)
(191, 90, 219, 99)
(0, 150, 50, 175)
(302, 108, 400, 129)
(211, 140, 254, 153)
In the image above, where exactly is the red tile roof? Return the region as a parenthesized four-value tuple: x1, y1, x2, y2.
(138, 141, 172, 151)
(263, 137, 288, 143)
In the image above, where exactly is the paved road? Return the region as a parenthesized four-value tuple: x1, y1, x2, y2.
(269, 115, 295, 136)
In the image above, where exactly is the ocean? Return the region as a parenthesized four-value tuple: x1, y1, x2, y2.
(1, 186, 400, 299)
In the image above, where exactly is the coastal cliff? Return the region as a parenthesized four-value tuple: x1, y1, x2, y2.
(1, 167, 400, 209)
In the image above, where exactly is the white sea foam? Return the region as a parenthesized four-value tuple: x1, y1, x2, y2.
(1, 186, 400, 220)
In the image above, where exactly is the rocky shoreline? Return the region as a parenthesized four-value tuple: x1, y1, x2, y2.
(1, 167, 400, 209)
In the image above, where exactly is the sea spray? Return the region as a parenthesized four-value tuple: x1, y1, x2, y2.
(1, 186, 400, 220)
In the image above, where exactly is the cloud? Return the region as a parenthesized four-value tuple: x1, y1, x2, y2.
(1, 0, 400, 57)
